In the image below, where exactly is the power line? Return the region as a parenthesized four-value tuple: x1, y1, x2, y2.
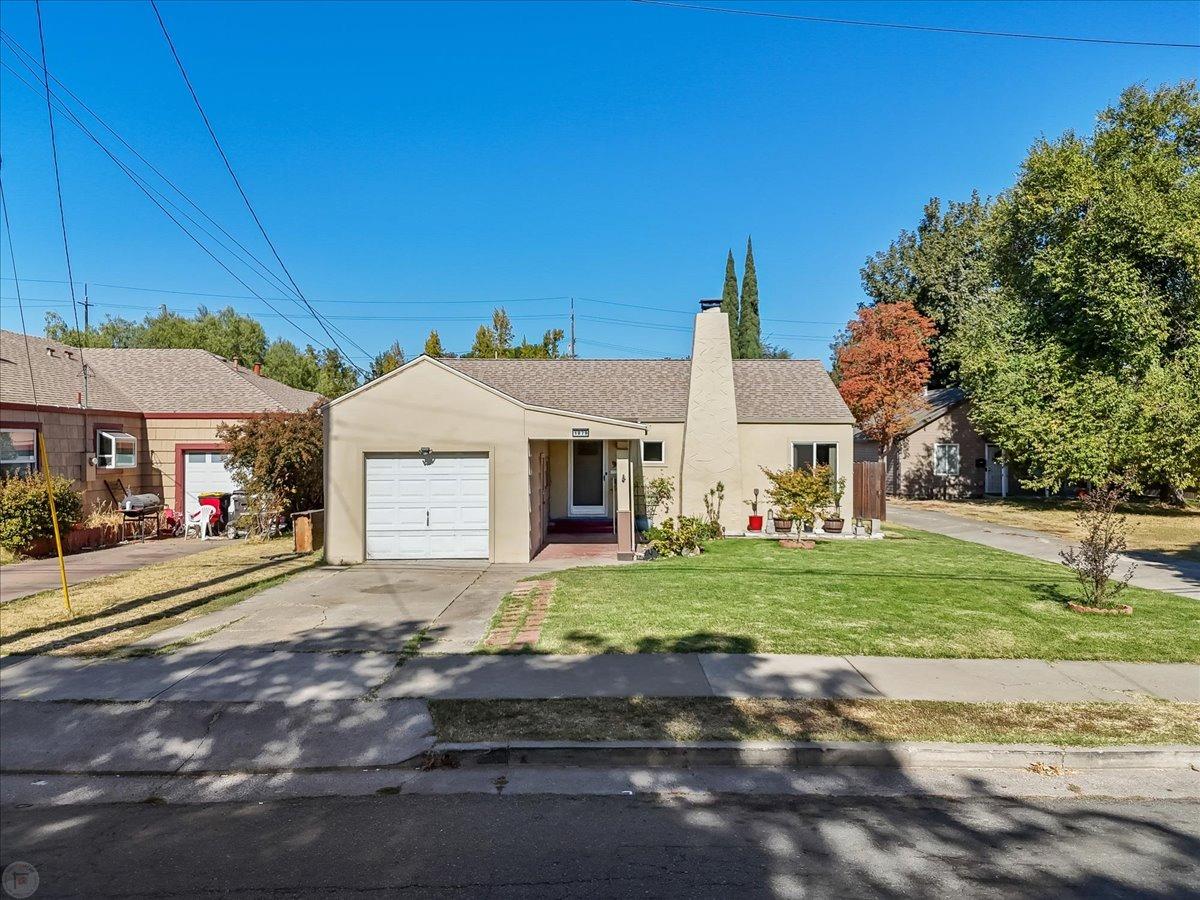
(0, 294, 571, 322)
(576, 337, 666, 357)
(0, 276, 570, 306)
(0, 60, 342, 357)
(33, 0, 89, 408)
(0, 30, 315, 310)
(149, 0, 365, 376)
(630, 0, 1200, 49)
(0, 173, 44, 412)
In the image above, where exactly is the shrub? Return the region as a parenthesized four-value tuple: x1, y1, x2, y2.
(644, 515, 718, 557)
(643, 475, 675, 522)
(217, 402, 324, 521)
(83, 500, 125, 530)
(1060, 482, 1136, 608)
(761, 465, 835, 525)
(0, 473, 84, 552)
(702, 481, 725, 533)
(679, 515, 722, 542)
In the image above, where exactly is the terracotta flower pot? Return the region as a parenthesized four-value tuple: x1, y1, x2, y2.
(747, 515, 764, 532)
(772, 518, 794, 534)
(823, 517, 844, 534)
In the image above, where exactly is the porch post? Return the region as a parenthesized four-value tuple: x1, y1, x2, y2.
(614, 442, 635, 560)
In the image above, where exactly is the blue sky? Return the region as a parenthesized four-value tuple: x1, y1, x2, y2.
(1, 1, 1197, 365)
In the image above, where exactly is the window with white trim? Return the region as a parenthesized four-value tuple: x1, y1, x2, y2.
(641, 440, 665, 465)
(792, 442, 838, 478)
(934, 442, 960, 477)
(0, 428, 38, 478)
(96, 431, 138, 469)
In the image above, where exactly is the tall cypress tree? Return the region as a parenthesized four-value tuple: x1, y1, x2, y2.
(720, 249, 740, 356)
(739, 236, 763, 358)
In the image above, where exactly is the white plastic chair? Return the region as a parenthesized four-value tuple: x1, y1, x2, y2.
(183, 504, 216, 541)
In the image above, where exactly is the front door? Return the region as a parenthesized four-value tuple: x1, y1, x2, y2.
(569, 440, 607, 516)
(984, 444, 1006, 495)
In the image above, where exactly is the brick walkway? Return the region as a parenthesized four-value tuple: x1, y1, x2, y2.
(484, 579, 556, 650)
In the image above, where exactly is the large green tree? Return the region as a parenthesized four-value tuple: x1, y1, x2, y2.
(369, 341, 406, 380)
(719, 249, 740, 353)
(423, 330, 449, 357)
(261, 338, 319, 390)
(738, 237, 763, 358)
(44, 304, 267, 363)
(861, 192, 994, 384)
(259, 339, 359, 398)
(465, 307, 562, 359)
(946, 81, 1200, 495)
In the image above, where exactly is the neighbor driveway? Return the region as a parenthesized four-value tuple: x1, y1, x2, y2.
(888, 505, 1200, 599)
(1, 539, 223, 605)
(133, 555, 614, 655)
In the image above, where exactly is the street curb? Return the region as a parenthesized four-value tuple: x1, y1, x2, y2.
(431, 740, 1200, 771)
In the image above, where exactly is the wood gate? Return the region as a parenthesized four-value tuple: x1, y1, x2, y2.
(853, 460, 887, 521)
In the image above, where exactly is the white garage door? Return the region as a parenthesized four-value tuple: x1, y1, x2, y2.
(365, 454, 489, 560)
(183, 451, 239, 519)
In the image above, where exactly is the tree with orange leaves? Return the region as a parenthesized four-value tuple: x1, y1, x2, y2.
(835, 301, 936, 466)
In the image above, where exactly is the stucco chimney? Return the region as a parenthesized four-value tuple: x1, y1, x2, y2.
(680, 307, 744, 531)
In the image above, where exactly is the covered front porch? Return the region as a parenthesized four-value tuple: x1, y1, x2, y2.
(529, 437, 639, 563)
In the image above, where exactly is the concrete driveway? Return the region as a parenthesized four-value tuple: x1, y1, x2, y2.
(1, 538, 222, 604)
(889, 505, 1200, 599)
(134, 559, 579, 655)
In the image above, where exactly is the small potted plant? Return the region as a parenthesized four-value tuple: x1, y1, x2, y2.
(745, 488, 763, 532)
(822, 476, 847, 533)
(770, 507, 794, 534)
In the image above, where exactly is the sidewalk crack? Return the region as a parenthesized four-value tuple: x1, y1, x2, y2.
(843, 656, 887, 699)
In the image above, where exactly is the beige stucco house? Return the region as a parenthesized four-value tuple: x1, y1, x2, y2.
(325, 305, 855, 564)
(0, 329, 321, 517)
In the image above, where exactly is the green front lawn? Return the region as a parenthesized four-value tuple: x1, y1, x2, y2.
(528, 527, 1199, 662)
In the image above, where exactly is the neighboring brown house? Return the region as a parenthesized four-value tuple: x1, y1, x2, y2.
(854, 387, 1011, 499)
(0, 330, 322, 517)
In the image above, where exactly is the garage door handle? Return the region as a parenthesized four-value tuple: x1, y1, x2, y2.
(426, 510, 430, 527)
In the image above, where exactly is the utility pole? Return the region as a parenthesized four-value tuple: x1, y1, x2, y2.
(81, 284, 90, 408)
(569, 297, 576, 358)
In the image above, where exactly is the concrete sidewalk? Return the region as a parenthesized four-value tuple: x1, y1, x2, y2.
(0, 538, 222, 604)
(2, 650, 1196, 704)
(888, 505, 1200, 599)
(0, 699, 434, 775)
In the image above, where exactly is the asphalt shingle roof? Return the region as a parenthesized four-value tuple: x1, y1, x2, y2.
(440, 357, 853, 424)
(853, 386, 965, 441)
(0, 330, 322, 413)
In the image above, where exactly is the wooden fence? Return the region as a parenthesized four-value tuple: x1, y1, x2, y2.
(853, 460, 887, 521)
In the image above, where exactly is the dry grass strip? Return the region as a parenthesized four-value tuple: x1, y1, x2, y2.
(431, 697, 1200, 747)
(0, 539, 317, 657)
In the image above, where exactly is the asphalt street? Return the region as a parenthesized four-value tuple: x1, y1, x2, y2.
(3, 793, 1198, 898)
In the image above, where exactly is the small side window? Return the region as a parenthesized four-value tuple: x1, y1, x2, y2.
(96, 431, 138, 469)
(642, 441, 665, 464)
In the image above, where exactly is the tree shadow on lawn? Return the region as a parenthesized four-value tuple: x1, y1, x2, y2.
(611, 562, 1081, 586)
(1, 555, 313, 655)
(560, 630, 759, 655)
